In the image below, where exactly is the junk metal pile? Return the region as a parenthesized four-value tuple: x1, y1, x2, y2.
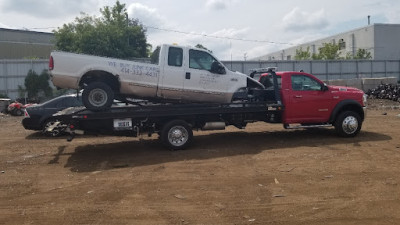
(366, 83, 400, 102)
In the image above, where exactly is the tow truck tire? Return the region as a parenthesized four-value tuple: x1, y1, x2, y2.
(83, 81, 114, 111)
(334, 111, 362, 137)
(161, 120, 193, 150)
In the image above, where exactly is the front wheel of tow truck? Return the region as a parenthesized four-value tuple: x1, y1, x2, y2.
(161, 120, 193, 150)
(334, 111, 362, 137)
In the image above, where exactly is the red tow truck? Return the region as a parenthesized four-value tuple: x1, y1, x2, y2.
(53, 68, 367, 150)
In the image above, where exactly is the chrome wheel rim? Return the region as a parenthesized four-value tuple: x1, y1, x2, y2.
(342, 116, 358, 134)
(168, 126, 188, 147)
(88, 88, 108, 107)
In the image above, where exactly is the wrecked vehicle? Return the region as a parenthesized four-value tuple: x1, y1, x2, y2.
(49, 44, 264, 111)
(22, 94, 83, 136)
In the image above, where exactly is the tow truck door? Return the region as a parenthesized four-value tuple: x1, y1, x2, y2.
(284, 73, 334, 123)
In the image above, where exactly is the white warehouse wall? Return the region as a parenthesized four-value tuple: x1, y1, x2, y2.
(253, 24, 400, 61)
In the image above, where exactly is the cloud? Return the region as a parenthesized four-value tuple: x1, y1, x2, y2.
(0, 22, 11, 28)
(386, 9, 400, 23)
(0, 0, 98, 18)
(282, 7, 329, 32)
(127, 3, 167, 30)
(206, 0, 231, 10)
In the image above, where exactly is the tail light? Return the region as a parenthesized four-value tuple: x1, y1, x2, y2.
(49, 56, 54, 70)
(24, 109, 30, 118)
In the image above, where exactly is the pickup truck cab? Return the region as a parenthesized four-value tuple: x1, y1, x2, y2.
(49, 44, 263, 111)
(257, 70, 367, 136)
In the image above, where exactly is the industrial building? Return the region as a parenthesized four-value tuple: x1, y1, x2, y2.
(253, 23, 400, 61)
(0, 28, 54, 59)
(0, 28, 54, 99)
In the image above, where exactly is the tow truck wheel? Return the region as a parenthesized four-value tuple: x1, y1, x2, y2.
(334, 111, 362, 137)
(161, 120, 193, 150)
(83, 81, 114, 111)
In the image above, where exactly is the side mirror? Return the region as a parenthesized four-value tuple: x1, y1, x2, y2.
(211, 61, 226, 74)
(322, 84, 329, 91)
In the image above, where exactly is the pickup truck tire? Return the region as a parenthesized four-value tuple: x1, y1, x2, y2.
(334, 111, 362, 137)
(161, 120, 193, 150)
(83, 82, 114, 111)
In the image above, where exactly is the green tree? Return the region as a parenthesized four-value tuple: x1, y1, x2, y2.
(294, 47, 311, 60)
(150, 46, 161, 64)
(316, 43, 340, 60)
(354, 48, 372, 59)
(24, 70, 52, 99)
(17, 85, 26, 98)
(0, 93, 8, 98)
(311, 53, 322, 60)
(54, 1, 148, 59)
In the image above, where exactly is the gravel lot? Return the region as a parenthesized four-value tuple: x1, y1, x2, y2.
(1, 99, 400, 225)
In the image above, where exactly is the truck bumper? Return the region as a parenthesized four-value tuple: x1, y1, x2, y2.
(362, 106, 367, 119)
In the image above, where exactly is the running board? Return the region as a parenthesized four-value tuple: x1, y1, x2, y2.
(284, 124, 332, 129)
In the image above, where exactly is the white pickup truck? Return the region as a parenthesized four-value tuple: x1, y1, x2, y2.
(49, 44, 264, 111)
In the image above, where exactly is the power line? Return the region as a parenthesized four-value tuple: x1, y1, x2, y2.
(144, 25, 294, 45)
(24, 25, 295, 46)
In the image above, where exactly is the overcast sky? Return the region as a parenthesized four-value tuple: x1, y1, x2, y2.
(0, 0, 399, 60)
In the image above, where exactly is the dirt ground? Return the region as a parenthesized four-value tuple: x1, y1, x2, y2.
(1, 99, 400, 225)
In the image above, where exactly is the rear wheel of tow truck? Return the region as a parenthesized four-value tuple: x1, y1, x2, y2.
(82, 81, 114, 111)
(161, 120, 193, 150)
(334, 111, 362, 137)
(42, 119, 65, 137)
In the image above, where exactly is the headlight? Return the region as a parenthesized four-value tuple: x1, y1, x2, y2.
(363, 94, 367, 106)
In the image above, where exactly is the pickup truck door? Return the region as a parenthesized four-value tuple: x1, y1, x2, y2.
(284, 74, 334, 123)
(158, 46, 185, 100)
(182, 49, 231, 103)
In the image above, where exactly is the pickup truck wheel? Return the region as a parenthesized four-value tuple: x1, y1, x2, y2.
(83, 82, 114, 111)
(334, 111, 362, 137)
(161, 120, 193, 150)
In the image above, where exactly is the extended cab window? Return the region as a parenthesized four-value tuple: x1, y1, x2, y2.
(189, 49, 216, 71)
(260, 75, 281, 90)
(291, 75, 322, 91)
(168, 47, 183, 67)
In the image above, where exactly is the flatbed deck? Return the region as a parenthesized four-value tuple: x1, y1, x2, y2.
(53, 101, 283, 150)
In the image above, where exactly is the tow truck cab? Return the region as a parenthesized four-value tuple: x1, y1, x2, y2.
(258, 71, 366, 128)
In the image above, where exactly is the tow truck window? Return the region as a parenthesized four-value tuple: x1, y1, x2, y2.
(168, 47, 183, 67)
(291, 75, 322, 91)
(260, 75, 281, 90)
(189, 49, 216, 71)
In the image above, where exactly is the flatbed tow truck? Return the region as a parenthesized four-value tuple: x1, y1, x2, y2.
(51, 68, 366, 150)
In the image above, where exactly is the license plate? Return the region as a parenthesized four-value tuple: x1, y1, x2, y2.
(113, 118, 132, 130)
